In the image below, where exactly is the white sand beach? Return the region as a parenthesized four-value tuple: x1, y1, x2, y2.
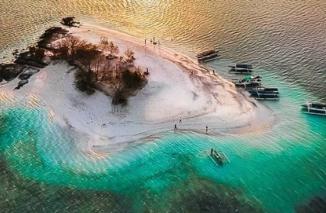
(0, 23, 275, 152)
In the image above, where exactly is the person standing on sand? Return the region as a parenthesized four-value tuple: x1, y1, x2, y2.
(174, 124, 177, 130)
(206, 125, 208, 134)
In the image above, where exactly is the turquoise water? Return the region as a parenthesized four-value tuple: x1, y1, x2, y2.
(0, 66, 325, 212)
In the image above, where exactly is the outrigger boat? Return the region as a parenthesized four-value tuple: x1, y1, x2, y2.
(247, 87, 279, 94)
(233, 75, 262, 88)
(250, 90, 279, 100)
(196, 49, 219, 63)
(234, 81, 261, 88)
(301, 102, 326, 116)
(209, 148, 228, 166)
(229, 63, 253, 74)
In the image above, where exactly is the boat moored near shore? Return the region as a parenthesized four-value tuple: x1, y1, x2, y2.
(302, 102, 326, 116)
(248, 87, 279, 94)
(250, 90, 280, 100)
(231, 75, 280, 101)
(196, 49, 219, 63)
(229, 63, 253, 74)
(233, 75, 262, 88)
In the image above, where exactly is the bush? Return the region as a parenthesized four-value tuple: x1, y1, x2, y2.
(122, 69, 146, 89)
(37, 27, 68, 48)
(61, 17, 80, 27)
(112, 90, 128, 106)
(74, 70, 96, 95)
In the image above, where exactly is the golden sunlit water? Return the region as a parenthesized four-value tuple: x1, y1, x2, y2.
(1, 0, 326, 98)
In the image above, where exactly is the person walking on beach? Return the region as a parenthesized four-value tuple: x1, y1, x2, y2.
(206, 125, 208, 134)
(145, 38, 147, 45)
(174, 124, 177, 130)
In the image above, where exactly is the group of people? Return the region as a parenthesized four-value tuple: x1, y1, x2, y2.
(174, 119, 209, 134)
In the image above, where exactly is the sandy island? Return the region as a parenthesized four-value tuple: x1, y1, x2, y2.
(0, 23, 275, 153)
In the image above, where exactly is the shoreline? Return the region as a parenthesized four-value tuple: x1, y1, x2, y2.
(0, 23, 276, 152)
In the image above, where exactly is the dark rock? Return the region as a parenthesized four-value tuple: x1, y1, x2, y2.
(1, 25, 69, 84)
(14, 50, 48, 68)
(15, 79, 29, 90)
(18, 68, 39, 80)
(0, 63, 25, 82)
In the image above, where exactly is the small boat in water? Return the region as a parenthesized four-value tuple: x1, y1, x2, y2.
(233, 75, 262, 88)
(229, 63, 253, 74)
(209, 148, 228, 166)
(301, 102, 326, 116)
(196, 49, 219, 63)
(247, 87, 279, 94)
(234, 80, 261, 88)
(250, 90, 279, 100)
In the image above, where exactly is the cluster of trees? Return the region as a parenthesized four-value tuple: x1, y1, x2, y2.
(53, 35, 148, 104)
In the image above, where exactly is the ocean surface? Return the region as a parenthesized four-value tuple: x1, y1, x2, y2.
(0, 0, 326, 212)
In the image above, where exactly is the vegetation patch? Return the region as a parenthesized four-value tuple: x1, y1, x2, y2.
(0, 18, 148, 101)
(53, 35, 148, 105)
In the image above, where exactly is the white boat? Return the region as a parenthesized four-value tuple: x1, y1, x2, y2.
(302, 102, 326, 116)
(229, 63, 253, 73)
(250, 91, 279, 100)
(247, 87, 279, 94)
(209, 148, 229, 166)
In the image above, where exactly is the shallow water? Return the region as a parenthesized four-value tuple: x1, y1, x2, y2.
(1, 0, 326, 212)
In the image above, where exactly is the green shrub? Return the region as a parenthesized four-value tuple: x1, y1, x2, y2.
(74, 70, 96, 95)
(112, 90, 128, 106)
(122, 69, 146, 89)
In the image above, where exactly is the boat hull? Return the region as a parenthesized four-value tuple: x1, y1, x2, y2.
(197, 54, 219, 63)
(301, 102, 326, 116)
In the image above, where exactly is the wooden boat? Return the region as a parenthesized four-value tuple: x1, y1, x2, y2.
(229, 63, 253, 74)
(209, 148, 228, 166)
(302, 102, 326, 116)
(247, 87, 279, 94)
(250, 91, 279, 100)
(234, 81, 261, 88)
(233, 75, 262, 88)
(196, 49, 219, 63)
(232, 75, 261, 82)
